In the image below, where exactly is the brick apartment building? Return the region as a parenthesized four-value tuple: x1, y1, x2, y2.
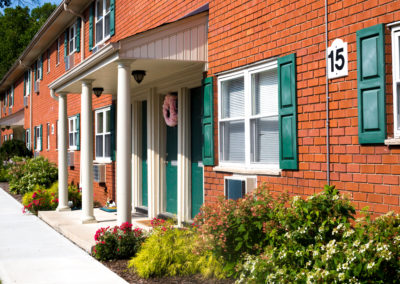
(0, 0, 399, 225)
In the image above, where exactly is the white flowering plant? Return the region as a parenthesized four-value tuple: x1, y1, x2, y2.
(236, 186, 400, 283)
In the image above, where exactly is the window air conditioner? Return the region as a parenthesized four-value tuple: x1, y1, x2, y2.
(64, 55, 75, 71)
(34, 81, 40, 93)
(23, 96, 28, 107)
(8, 108, 12, 115)
(224, 176, 257, 200)
(93, 164, 106, 183)
(2, 106, 6, 114)
(67, 151, 74, 167)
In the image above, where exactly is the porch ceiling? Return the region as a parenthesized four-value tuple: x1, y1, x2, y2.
(0, 108, 24, 128)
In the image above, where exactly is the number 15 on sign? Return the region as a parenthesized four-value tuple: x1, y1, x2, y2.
(327, 38, 348, 79)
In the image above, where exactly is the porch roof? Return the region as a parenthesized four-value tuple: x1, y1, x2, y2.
(49, 12, 208, 95)
(0, 108, 24, 129)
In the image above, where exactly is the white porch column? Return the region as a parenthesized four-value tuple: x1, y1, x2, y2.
(116, 61, 132, 225)
(177, 87, 190, 226)
(132, 101, 141, 211)
(147, 88, 160, 219)
(81, 80, 96, 224)
(56, 92, 70, 212)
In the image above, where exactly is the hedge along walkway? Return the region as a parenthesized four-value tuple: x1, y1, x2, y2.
(0, 187, 128, 284)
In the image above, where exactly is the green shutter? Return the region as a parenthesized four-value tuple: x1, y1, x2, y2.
(110, 102, 116, 161)
(357, 24, 386, 144)
(278, 53, 298, 170)
(110, 0, 115, 37)
(40, 55, 43, 80)
(76, 18, 81, 53)
(76, 114, 80, 151)
(64, 30, 68, 58)
(89, 3, 94, 51)
(34, 127, 37, 150)
(8, 90, 11, 107)
(202, 77, 214, 166)
(34, 64, 37, 81)
(39, 124, 43, 152)
(22, 129, 25, 145)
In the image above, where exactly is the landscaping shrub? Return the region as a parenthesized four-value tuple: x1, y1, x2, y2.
(128, 218, 225, 279)
(22, 182, 82, 214)
(0, 139, 32, 163)
(92, 222, 145, 261)
(8, 156, 58, 194)
(196, 184, 400, 282)
(22, 184, 58, 214)
(0, 166, 9, 182)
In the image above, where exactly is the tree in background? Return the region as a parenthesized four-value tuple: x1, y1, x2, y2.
(0, 2, 55, 79)
(0, 1, 40, 8)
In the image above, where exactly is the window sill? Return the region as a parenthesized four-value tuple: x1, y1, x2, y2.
(213, 166, 281, 176)
(94, 158, 112, 164)
(384, 138, 400, 145)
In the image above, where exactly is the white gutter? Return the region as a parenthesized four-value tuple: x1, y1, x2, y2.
(50, 89, 59, 101)
(48, 43, 120, 92)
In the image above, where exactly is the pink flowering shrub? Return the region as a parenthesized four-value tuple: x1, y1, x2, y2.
(194, 184, 281, 264)
(92, 222, 145, 261)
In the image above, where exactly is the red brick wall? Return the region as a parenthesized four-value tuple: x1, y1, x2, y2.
(204, 0, 400, 216)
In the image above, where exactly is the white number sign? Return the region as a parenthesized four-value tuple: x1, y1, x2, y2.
(327, 38, 348, 79)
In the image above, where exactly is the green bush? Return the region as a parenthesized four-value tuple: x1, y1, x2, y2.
(22, 182, 82, 214)
(0, 166, 9, 182)
(8, 156, 58, 194)
(128, 218, 225, 279)
(0, 139, 32, 163)
(92, 222, 146, 261)
(22, 184, 58, 214)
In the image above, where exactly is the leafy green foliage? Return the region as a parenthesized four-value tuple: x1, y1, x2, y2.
(22, 183, 57, 214)
(22, 182, 82, 214)
(8, 156, 58, 194)
(0, 139, 32, 163)
(0, 3, 56, 79)
(0, 166, 8, 182)
(92, 223, 145, 261)
(128, 219, 225, 279)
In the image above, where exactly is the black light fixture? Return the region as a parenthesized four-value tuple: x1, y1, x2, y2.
(131, 70, 146, 84)
(93, 87, 104, 98)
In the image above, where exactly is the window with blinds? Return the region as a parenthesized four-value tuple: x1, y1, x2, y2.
(218, 61, 279, 168)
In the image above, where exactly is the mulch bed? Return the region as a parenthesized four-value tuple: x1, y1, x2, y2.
(0, 182, 235, 284)
(102, 259, 235, 284)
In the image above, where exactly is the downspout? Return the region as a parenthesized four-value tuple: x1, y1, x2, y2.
(325, 0, 330, 185)
(50, 89, 59, 101)
(63, 1, 85, 62)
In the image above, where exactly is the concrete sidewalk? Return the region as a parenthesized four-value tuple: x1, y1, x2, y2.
(0, 188, 128, 284)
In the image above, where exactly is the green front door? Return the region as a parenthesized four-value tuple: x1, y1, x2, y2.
(191, 87, 204, 218)
(166, 124, 178, 214)
(141, 101, 148, 207)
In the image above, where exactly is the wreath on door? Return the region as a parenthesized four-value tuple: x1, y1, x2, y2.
(162, 93, 178, 127)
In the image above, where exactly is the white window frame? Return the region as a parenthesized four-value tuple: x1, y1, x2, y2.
(218, 60, 279, 171)
(9, 134, 13, 140)
(392, 26, 400, 138)
(47, 123, 50, 150)
(56, 38, 60, 65)
(68, 116, 78, 150)
(95, 106, 112, 163)
(4, 135, 7, 142)
(69, 23, 77, 55)
(25, 69, 31, 97)
(95, 0, 111, 46)
(36, 59, 42, 82)
(35, 126, 41, 152)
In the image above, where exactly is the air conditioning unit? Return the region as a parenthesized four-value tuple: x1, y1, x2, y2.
(65, 54, 75, 71)
(23, 96, 28, 107)
(93, 164, 106, 183)
(8, 107, 12, 115)
(2, 106, 5, 114)
(224, 176, 257, 200)
(34, 81, 40, 93)
(67, 151, 74, 167)
(34, 151, 40, 158)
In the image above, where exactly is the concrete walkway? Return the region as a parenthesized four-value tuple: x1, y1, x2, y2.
(0, 188, 128, 284)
